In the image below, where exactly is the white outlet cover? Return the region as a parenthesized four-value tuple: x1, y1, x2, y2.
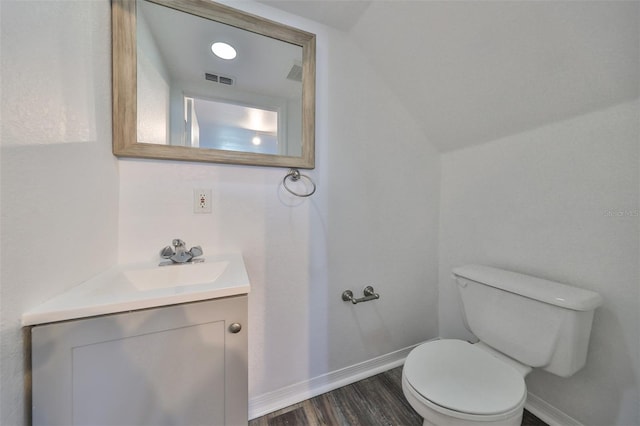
(194, 188, 212, 213)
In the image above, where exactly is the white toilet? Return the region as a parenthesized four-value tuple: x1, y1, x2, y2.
(402, 265, 603, 426)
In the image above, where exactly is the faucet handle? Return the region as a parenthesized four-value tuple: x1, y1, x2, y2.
(189, 246, 203, 258)
(160, 246, 175, 258)
(172, 239, 186, 248)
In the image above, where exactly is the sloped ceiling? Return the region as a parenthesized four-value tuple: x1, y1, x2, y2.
(257, 0, 372, 31)
(259, 0, 639, 152)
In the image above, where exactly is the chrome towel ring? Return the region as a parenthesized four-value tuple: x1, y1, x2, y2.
(283, 168, 316, 197)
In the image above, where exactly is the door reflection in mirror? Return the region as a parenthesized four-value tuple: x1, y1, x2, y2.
(184, 97, 282, 155)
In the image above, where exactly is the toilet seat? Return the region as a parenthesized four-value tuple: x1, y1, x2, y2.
(403, 340, 526, 418)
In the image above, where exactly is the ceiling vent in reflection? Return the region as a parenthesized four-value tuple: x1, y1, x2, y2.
(205, 72, 235, 86)
(286, 64, 303, 82)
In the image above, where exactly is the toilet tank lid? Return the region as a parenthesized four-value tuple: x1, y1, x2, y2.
(452, 265, 603, 311)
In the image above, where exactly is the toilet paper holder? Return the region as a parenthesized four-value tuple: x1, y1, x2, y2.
(342, 286, 380, 305)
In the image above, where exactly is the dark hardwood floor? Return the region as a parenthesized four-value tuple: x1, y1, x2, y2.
(249, 367, 548, 426)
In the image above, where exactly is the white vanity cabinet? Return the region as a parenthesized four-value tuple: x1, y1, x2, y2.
(31, 295, 248, 426)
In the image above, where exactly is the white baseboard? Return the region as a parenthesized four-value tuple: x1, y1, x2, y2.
(526, 392, 583, 426)
(248, 343, 422, 420)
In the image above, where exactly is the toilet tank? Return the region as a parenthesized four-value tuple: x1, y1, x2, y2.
(452, 265, 602, 377)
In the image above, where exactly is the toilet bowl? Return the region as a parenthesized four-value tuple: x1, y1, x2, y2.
(402, 340, 527, 426)
(401, 265, 602, 426)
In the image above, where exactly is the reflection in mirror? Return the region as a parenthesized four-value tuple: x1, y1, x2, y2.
(112, 0, 315, 168)
(137, 0, 302, 155)
(185, 97, 284, 155)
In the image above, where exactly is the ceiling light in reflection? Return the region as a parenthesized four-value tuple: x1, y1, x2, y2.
(211, 42, 237, 60)
(252, 136, 262, 146)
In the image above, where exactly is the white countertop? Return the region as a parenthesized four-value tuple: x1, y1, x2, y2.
(22, 254, 250, 326)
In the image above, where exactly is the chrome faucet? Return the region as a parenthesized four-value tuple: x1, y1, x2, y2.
(159, 239, 204, 266)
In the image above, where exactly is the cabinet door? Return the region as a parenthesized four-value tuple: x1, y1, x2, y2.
(31, 295, 248, 426)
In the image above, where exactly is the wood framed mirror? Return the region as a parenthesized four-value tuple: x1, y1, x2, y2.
(112, 0, 315, 168)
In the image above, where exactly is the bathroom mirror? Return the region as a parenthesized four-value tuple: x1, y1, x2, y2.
(112, 0, 316, 168)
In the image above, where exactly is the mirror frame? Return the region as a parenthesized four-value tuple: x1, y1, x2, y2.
(112, 0, 316, 168)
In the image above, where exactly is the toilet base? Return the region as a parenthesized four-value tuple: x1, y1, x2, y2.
(402, 373, 525, 426)
(420, 414, 522, 426)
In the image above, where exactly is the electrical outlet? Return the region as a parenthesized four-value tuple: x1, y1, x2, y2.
(194, 188, 212, 213)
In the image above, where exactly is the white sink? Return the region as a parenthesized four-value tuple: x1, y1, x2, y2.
(123, 260, 230, 291)
(22, 254, 250, 326)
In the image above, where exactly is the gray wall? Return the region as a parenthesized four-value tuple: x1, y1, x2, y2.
(0, 1, 119, 425)
(0, 1, 441, 423)
(439, 100, 640, 425)
(116, 7, 441, 401)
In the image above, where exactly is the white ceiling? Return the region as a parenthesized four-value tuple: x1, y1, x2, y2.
(259, 0, 639, 152)
(139, 0, 302, 99)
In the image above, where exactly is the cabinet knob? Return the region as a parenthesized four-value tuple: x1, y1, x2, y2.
(229, 323, 242, 334)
